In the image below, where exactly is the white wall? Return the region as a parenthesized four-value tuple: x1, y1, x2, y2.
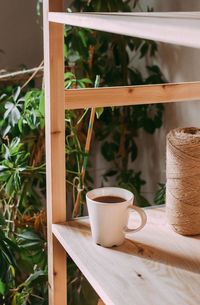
(0, 0, 43, 71)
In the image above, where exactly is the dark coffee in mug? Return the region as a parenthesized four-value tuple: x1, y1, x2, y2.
(93, 195, 125, 203)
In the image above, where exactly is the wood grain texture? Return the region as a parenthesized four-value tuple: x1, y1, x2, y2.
(65, 81, 200, 109)
(43, 1, 66, 304)
(53, 206, 200, 305)
(48, 12, 200, 48)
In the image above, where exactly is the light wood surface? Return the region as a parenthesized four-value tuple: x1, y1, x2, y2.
(52, 206, 200, 305)
(65, 81, 200, 109)
(43, 0, 67, 304)
(88, 12, 200, 19)
(48, 12, 200, 48)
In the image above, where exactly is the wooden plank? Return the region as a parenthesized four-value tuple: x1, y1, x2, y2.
(89, 12, 200, 19)
(48, 12, 200, 48)
(65, 81, 200, 109)
(43, 1, 66, 305)
(52, 206, 200, 305)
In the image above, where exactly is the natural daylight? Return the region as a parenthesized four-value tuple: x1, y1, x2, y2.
(0, 1, 200, 305)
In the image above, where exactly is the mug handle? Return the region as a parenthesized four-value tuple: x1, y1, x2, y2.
(124, 205, 147, 233)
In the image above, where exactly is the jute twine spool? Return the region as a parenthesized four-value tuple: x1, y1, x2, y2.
(166, 127, 200, 235)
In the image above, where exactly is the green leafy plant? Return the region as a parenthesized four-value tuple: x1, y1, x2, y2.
(0, 74, 98, 304)
(96, 102, 164, 206)
(11, 267, 48, 305)
(0, 216, 18, 301)
(154, 183, 166, 205)
(0, 85, 47, 304)
(65, 0, 166, 207)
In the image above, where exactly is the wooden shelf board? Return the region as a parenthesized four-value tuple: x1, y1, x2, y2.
(48, 12, 200, 48)
(52, 206, 200, 305)
(65, 81, 200, 109)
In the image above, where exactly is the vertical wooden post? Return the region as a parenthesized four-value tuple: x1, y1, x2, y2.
(43, 1, 67, 305)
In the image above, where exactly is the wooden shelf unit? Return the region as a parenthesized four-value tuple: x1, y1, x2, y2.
(43, 2, 200, 304)
(52, 206, 200, 305)
(48, 12, 200, 48)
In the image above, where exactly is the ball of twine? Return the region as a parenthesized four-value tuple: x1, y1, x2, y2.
(166, 127, 200, 235)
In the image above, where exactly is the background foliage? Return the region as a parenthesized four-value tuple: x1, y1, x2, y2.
(0, 0, 166, 304)
(65, 0, 166, 209)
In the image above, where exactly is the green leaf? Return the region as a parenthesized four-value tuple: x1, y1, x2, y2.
(131, 140, 138, 162)
(65, 80, 73, 89)
(13, 172, 21, 190)
(0, 93, 7, 101)
(13, 86, 21, 102)
(26, 269, 46, 285)
(78, 30, 87, 47)
(101, 141, 118, 161)
(10, 137, 20, 149)
(95, 107, 104, 119)
(4, 102, 14, 118)
(11, 294, 17, 305)
(0, 278, 5, 295)
(143, 118, 155, 134)
(9, 265, 15, 278)
(147, 65, 161, 74)
(2, 143, 10, 159)
(2, 124, 11, 137)
(17, 231, 42, 241)
(77, 81, 86, 88)
(24, 90, 33, 109)
(64, 43, 68, 58)
(67, 51, 80, 63)
(20, 241, 43, 249)
(18, 117, 23, 133)
(0, 165, 8, 171)
(5, 175, 14, 195)
(64, 72, 75, 80)
(140, 42, 149, 58)
(2, 161, 13, 169)
(94, 75, 101, 88)
(4, 102, 21, 126)
(0, 171, 11, 182)
(39, 92, 45, 116)
(154, 183, 166, 205)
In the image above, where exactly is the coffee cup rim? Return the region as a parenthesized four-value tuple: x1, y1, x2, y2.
(86, 187, 134, 205)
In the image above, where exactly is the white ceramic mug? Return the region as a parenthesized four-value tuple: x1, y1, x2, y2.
(86, 187, 147, 247)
